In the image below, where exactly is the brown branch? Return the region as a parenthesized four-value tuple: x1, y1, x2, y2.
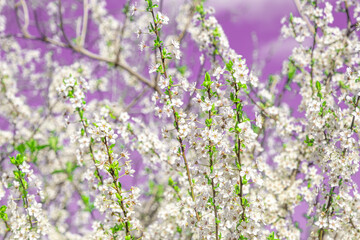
(58, 0, 71, 46)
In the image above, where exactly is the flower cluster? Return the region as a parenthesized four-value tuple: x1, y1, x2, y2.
(0, 0, 360, 239)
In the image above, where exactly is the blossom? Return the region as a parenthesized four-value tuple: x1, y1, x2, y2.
(157, 12, 169, 25)
(119, 112, 130, 122)
(173, 49, 181, 59)
(120, 151, 130, 159)
(138, 40, 146, 51)
(199, 54, 205, 64)
(255, 112, 263, 128)
(172, 98, 183, 108)
(171, 39, 179, 49)
(212, 66, 224, 79)
(130, 2, 137, 16)
(179, 123, 190, 138)
(136, 28, 142, 38)
(107, 130, 118, 144)
(179, 78, 189, 91)
(159, 76, 169, 89)
(78, 137, 90, 149)
(352, 107, 360, 119)
(315, 217, 328, 228)
(149, 63, 160, 73)
(200, 98, 212, 111)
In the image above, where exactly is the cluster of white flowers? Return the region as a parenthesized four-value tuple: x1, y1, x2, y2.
(1, 0, 360, 239)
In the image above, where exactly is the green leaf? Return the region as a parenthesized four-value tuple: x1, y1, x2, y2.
(177, 66, 187, 76)
(285, 84, 292, 91)
(111, 223, 124, 234)
(168, 177, 174, 186)
(15, 144, 26, 155)
(242, 176, 248, 185)
(251, 124, 260, 134)
(288, 61, 296, 80)
(234, 184, 240, 195)
(316, 81, 321, 91)
(213, 27, 221, 37)
(226, 60, 233, 72)
(51, 169, 67, 175)
(267, 232, 279, 240)
(81, 195, 95, 212)
(48, 136, 59, 152)
(26, 139, 37, 153)
(339, 80, 349, 89)
(9, 156, 16, 165)
(202, 72, 212, 88)
(268, 74, 275, 85)
(205, 118, 212, 127)
(37, 144, 48, 150)
(304, 135, 314, 146)
(0, 205, 8, 221)
(289, 13, 294, 22)
(10, 154, 25, 166)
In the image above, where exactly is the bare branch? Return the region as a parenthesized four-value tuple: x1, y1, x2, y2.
(79, 0, 89, 46)
(14, 0, 31, 38)
(57, 0, 71, 46)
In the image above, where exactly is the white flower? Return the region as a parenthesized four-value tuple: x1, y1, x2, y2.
(157, 12, 169, 25)
(328, 218, 339, 230)
(78, 137, 90, 149)
(136, 28, 142, 38)
(212, 66, 224, 79)
(255, 112, 263, 128)
(199, 54, 204, 65)
(130, 2, 137, 16)
(163, 104, 172, 118)
(172, 98, 183, 108)
(315, 217, 328, 228)
(352, 107, 360, 119)
(179, 78, 189, 91)
(138, 40, 146, 52)
(149, 63, 160, 74)
(200, 98, 212, 111)
(107, 130, 118, 144)
(240, 166, 255, 180)
(173, 49, 181, 59)
(119, 112, 130, 122)
(179, 124, 190, 137)
(189, 82, 196, 94)
(28, 231, 40, 240)
(70, 97, 82, 109)
(19, 162, 30, 174)
(120, 151, 130, 159)
(171, 39, 179, 48)
(159, 76, 169, 89)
